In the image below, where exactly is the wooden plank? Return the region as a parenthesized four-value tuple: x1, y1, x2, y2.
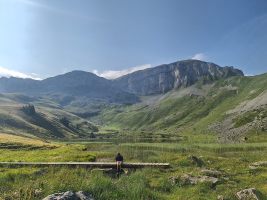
(0, 162, 170, 169)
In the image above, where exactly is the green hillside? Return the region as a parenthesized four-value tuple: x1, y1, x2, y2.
(0, 94, 98, 139)
(97, 74, 267, 142)
(0, 74, 266, 142)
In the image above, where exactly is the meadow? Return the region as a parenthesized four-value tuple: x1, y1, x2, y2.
(0, 133, 267, 200)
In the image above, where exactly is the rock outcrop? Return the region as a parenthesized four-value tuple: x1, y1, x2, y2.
(189, 155, 205, 167)
(200, 169, 223, 177)
(42, 191, 94, 200)
(249, 161, 267, 169)
(236, 188, 260, 200)
(170, 174, 219, 187)
(113, 59, 243, 95)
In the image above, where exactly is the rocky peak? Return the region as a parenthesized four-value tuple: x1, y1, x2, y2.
(113, 59, 244, 95)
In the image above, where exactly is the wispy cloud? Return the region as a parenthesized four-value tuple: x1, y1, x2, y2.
(0, 66, 41, 80)
(191, 53, 207, 61)
(15, 0, 45, 7)
(15, 0, 104, 22)
(93, 64, 152, 79)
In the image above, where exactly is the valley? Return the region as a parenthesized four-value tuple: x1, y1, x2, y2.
(0, 60, 266, 199)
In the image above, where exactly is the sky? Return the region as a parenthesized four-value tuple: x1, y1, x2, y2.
(0, 0, 267, 79)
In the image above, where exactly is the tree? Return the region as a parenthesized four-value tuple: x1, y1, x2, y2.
(60, 117, 70, 127)
(21, 104, 36, 115)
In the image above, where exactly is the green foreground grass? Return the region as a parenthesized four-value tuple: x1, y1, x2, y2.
(0, 134, 267, 200)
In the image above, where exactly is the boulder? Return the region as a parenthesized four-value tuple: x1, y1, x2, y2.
(170, 174, 219, 186)
(198, 176, 219, 185)
(236, 188, 260, 200)
(249, 161, 267, 169)
(200, 169, 223, 177)
(189, 155, 205, 167)
(42, 191, 94, 200)
(217, 195, 224, 200)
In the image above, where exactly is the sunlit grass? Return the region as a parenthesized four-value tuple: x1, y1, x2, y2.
(0, 135, 267, 199)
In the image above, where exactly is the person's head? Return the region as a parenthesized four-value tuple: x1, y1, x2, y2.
(117, 153, 121, 156)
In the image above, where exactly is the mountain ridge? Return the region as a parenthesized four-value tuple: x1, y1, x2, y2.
(0, 59, 243, 98)
(0, 70, 138, 105)
(113, 59, 244, 95)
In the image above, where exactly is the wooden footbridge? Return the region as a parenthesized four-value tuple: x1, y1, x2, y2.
(0, 162, 170, 169)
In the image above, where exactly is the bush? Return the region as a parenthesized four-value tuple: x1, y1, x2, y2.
(21, 105, 36, 115)
(60, 117, 70, 127)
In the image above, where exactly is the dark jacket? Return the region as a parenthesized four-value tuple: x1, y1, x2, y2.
(115, 154, 123, 162)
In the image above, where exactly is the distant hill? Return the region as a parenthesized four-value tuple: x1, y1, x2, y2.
(0, 70, 139, 105)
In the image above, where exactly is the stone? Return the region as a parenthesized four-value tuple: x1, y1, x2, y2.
(75, 191, 93, 200)
(198, 176, 219, 185)
(42, 191, 94, 200)
(217, 195, 224, 200)
(236, 188, 260, 200)
(200, 169, 223, 177)
(179, 174, 199, 185)
(170, 174, 219, 187)
(249, 161, 267, 169)
(189, 155, 205, 167)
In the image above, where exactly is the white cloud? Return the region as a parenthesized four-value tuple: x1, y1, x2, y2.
(191, 53, 207, 61)
(244, 74, 254, 77)
(93, 64, 152, 79)
(0, 66, 41, 80)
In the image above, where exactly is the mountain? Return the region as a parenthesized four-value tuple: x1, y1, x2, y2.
(0, 70, 138, 105)
(113, 60, 244, 95)
(4, 59, 265, 142)
(99, 73, 267, 142)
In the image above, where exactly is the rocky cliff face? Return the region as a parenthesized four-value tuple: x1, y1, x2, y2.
(113, 60, 244, 95)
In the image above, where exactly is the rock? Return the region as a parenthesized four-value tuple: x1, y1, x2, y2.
(198, 176, 219, 185)
(42, 191, 94, 200)
(75, 191, 93, 200)
(249, 161, 267, 169)
(179, 174, 199, 185)
(189, 155, 205, 167)
(200, 169, 222, 177)
(217, 195, 224, 200)
(34, 188, 43, 196)
(170, 174, 219, 187)
(236, 188, 260, 200)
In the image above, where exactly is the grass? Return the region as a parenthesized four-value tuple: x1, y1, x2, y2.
(0, 133, 54, 148)
(0, 135, 267, 199)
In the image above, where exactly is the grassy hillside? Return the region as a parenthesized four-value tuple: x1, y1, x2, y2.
(96, 74, 267, 142)
(0, 74, 266, 142)
(0, 94, 98, 139)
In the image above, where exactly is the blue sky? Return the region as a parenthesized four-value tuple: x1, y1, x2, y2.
(0, 0, 266, 79)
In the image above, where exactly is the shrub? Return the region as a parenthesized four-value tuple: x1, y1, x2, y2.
(21, 104, 36, 116)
